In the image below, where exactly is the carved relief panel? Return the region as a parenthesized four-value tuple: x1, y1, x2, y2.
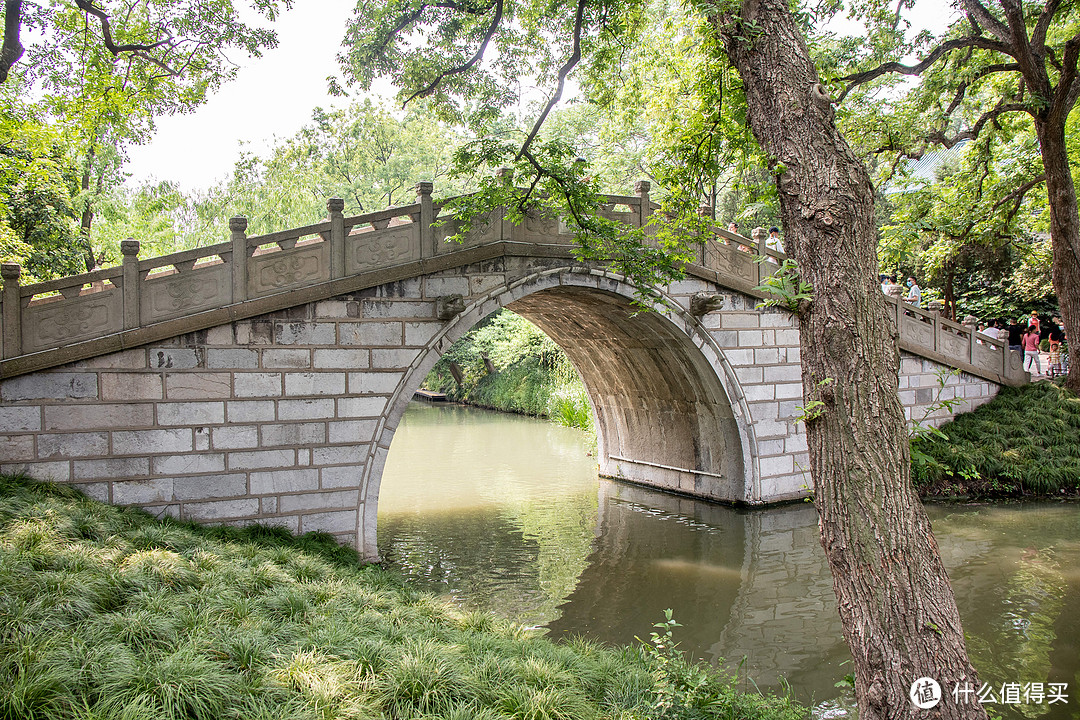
(144, 263, 229, 323)
(23, 289, 123, 352)
(248, 243, 330, 298)
(349, 226, 419, 273)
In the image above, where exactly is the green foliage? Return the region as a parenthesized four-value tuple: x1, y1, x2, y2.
(424, 309, 594, 432)
(912, 382, 1080, 497)
(754, 258, 812, 314)
(0, 473, 804, 720)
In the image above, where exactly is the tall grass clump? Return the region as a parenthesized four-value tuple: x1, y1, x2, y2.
(0, 473, 804, 720)
(424, 309, 595, 432)
(912, 382, 1080, 497)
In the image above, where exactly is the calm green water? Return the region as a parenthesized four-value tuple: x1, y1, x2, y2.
(378, 402, 1080, 718)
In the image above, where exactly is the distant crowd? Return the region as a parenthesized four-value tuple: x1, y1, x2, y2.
(879, 274, 1067, 379)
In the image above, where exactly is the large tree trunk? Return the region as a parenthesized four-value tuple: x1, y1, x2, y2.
(1034, 120, 1080, 392)
(712, 3, 986, 719)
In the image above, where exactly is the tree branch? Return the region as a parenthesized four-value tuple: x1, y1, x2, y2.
(1050, 31, 1080, 124)
(961, 0, 1011, 44)
(927, 97, 1030, 148)
(74, 0, 180, 76)
(944, 62, 1021, 115)
(999, 0, 1052, 99)
(836, 35, 1012, 102)
(516, 0, 586, 160)
(993, 173, 1045, 226)
(1031, 0, 1062, 53)
(403, 0, 504, 105)
(0, 0, 24, 83)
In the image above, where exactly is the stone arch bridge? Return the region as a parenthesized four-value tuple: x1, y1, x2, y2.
(0, 182, 1026, 559)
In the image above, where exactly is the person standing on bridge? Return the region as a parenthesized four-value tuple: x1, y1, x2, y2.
(1022, 324, 1043, 376)
(903, 277, 922, 308)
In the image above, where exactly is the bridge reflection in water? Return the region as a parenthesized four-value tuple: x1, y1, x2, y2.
(380, 402, 1080, 717)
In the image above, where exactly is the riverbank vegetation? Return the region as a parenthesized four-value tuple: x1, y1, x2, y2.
(0, 473, 805, 720)
(912, 382, 1080, 498)
(422, 310, 594, 432)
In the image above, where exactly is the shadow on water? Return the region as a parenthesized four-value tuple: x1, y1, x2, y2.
(379, 402, 1080, 719)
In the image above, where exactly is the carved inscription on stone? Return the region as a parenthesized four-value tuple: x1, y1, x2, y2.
(351, 227, 418, 272)
(249, 246, 328, 296)
(146, 264, 228, 323)
(25, 293, 121, 351)
(939, 331, 968, 360)
(901, 317, 934, 347)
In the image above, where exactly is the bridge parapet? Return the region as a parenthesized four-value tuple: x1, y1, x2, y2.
(0, 181, 1025, 386)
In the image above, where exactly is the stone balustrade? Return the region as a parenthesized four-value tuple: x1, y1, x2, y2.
(0, 180, 1025, 386)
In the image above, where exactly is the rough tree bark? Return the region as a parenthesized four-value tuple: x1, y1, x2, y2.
(711, 2, 986, 719)
(1035, 120, 1080, 392)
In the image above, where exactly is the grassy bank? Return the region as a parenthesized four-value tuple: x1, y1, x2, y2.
(0, 474, 803, 720)
(913, 381, 1080, 498)
(423, 310, 594, 432)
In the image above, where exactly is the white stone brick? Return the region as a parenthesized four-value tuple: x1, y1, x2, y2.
(720, 313, 760, 329)
(404, 322, 442, 347)
(260, 422, 326, 446)
(278, 398, 335, 421)
(149, 348, 200, 369)
(313, 349, 369, 369)
(170, 472, 247, 500)
(153, 453, 226, 476)
(760, 311, 795, 327)
(46, 404, 154, 431)
(113, 428, 192, 455)
(763, 365, 802, 383)
(74, 457, 149, 480)
(786, 434, 808, 453)
(101, 373, 163, 401)
(165, 373, 231, 399)
(183, 498, 260, 521)
(759, 454, 795, 477)
(205, 325, 234, 344)
(227, 400, 276, 422)
(262, 349, 311, 369)
(469, 274, 505, 295)
(0, 407, 41, 432)
(275, 322, 336, 345)
(0, 435, 34, 461)
(227, 449, 295, 471)
(321, 465, 361, 489)
(37, 432, 109, 459)
(74, 482, 109, 502)
(234, 373, 283, 398)
(312, 445, 367, 466)
(754, 348, 780, 365)
(328, 419, 379, 444)
(2, 373, 97, 401)
(207, 349, 259, 369)
(723, 349, 755, 365)
(337, 322, 402, 346)
(774, 329, 800, 345)
(4, 461, 71, 482)
(361, 299, 434, 319)
(157, 401, 225, 426)
(280, 489, 359, 512)
(737, 330, 764, 347)
(742, 384, 775, 402)
(212, 425, 259, 450)
(371, 349, 421, 369)
(337, 396, 388, 418)
(425, 277, 470, 296)
(113, 478, 173, 504)
(346, 372, 403, 395)
(314, 300, 352, 318)
(285, 372, 347, 397)
(774, 382, 803, 399)
(734, 366, 763, 384)
(249, 468, 319, 495)
(301, 509, 357, 534)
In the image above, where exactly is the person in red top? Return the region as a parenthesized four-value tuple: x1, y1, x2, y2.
(1022, 325, 1042, 376)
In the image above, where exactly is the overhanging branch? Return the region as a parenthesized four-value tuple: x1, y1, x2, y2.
(404, 0, 504, 104)
(0, 0, 24, 83)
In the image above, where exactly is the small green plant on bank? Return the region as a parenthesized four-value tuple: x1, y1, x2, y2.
(754, 258, 812, 314)
(0, 474, 803, 720)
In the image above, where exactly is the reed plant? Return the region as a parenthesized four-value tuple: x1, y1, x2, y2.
(0, 473, 803, 720)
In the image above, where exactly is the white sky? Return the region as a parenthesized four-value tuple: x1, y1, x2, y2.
(123, 0, 960, 194)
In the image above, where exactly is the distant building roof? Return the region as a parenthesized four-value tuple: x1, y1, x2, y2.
(886, 140, 970, 193)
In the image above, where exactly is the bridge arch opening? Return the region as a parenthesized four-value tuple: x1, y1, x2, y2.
(363, 269, 757, 558)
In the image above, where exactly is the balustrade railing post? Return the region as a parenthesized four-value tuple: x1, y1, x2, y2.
(416, 182, 434, 260)
(230, 216, 249, 303)
(2, 262, 21, 359)
(752, 227, 768, 282)
(121, 239, 141, 329)
(634, 180, 651, 228)
(328, 198, 346, 279)
(496, 168, 514, 240)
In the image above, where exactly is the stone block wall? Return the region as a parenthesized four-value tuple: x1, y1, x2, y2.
(0, 256, 1004, 558)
